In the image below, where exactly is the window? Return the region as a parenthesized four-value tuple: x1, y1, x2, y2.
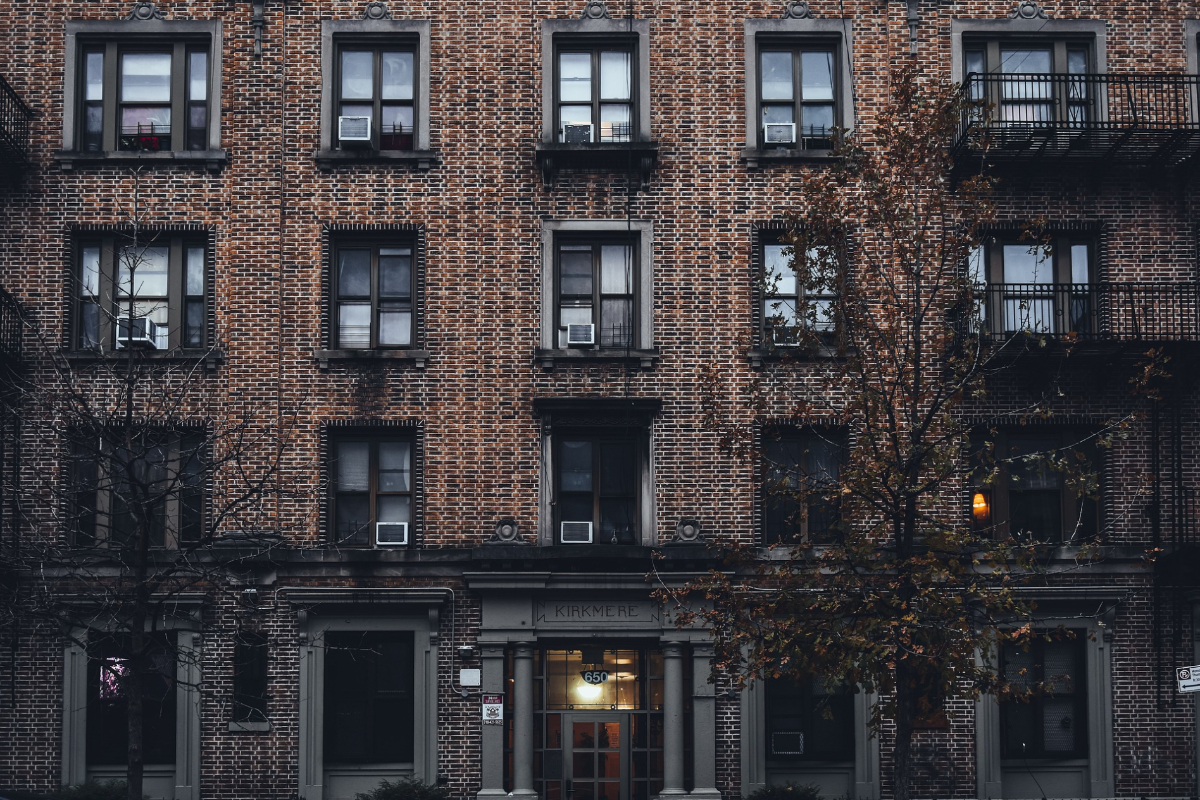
(963, 39, 1093, 126)
(555, 42, 634, 143)
(556, 238, 636, 348)
(332, 240, 415, 349)
(970, 236, 1094, 337)
(63, 18, 222, 160)
(317, 20, 433, 168)
(232, 633, 269, 724)
(71, 431, 205, 549)
(331, 437, 414, 547)
(757, 45, 838, 150)
(86, 635, 177, 767)
(75, 233, 209, 352)
(1000, 635, 1087, 759)
(766, 676, 854, 762)
(555, 432, 638, 544)
(742, 19, 853, 164)
(761, 428, 842, 545)
(335, 44, 417, 150)
(324, 631, 415, 765)
(762, 239, 837, 345)
(970, 430, 1098, 543)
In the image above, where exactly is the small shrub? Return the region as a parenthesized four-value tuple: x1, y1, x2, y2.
(743, 783, 824, 800)
(54, 781, 130, 800)
(354, 778, 451, 800)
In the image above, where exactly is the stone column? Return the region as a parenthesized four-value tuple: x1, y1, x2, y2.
(477, 643, 508, 800)
(689, 643, 721, 800)
(660, 641, 688, 798)
(513, 642, 538, 799)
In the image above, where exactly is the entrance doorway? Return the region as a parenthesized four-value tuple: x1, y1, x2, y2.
(564, 714, 626, 800)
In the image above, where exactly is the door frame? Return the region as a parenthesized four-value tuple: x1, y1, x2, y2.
(563, 711, 631, 800)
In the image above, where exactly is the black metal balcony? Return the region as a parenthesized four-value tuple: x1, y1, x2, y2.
(0, 287, 24, 363)
(971, 282, 1200, 343)
(953, 73, 1200, 167)
(0, 74, 32, 174)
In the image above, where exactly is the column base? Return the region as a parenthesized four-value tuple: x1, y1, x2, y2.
(476, 791, 511, 800)
(655, 790, 691, 800)
(687, 790, 722, 800)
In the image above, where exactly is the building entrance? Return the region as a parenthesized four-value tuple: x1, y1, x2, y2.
(564, 714, 626, 800)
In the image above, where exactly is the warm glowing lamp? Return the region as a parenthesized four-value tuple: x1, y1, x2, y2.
(972, 491, 991, 525)
(573, 680, 604, 702)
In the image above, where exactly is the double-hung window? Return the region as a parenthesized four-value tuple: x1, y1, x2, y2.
(336, 45, 416, 150)
(765, 676, 854, 762)
(324, 631, 415, 765)
(758, 44, 838, 150)
(762, 239, 837, 344)
(761, 428, 843, 545)
(86, 635, 178, 768)
(971, 235, 1094, 337)
(232, 633, 269, 724)
(555, 432, 638, 545)
(556, 42, 635, 143)
(556, 238, 636, 349)
(1000, 635, 1087, 759)
(333, 241, 414, 349)
(332, 437, 414, 547)
(76, 233, 209, 352)
(963, 39, 1093, 127)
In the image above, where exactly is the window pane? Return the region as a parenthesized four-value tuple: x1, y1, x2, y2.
(379, 248, 412, 298)
(186, 247, 205, 296)
(120, 105, 171, 134)
(338, 250, 371, 297)
(1043, 643, 1077, 693)
(560, 247, 593, 296)
(599, 105, 631, 142)
(560, 495, 593, 523)
(341, 102, 373, 120)
(599, 51, 631, 100)
(967, 246, 985, 285)
(336, 496, 370, 544)
(1000, 48, 1052, 74)
(800, 51, 835, 101)
(801, 105, 834, 136)
(85, 52, 104, 101)
(381, 51, 414, 100)
(185, 300, 204, 348)
(381, 105, 414, 133)
(560, 105, 593, 131)
(378, 442, 411, 492)
(965, 49, 985, 77)
(560, 441, 593, 492)
(120, 53, 171, 102)
(761, 52, 794, 101)
(1002, 245, 1051, 284)
(379, 309, 412, 347)
(599, 442, 635, 496)
(601, 299, 634, 348)
(188, 51, 207, 101)
(82, 247, 100, 297)
(337, 442, 370, 491)
(117, 246, 168, 297)
(559, 306, 592, 347)
(763, 105, 795, 126)
(600, 497, 636, 543)
(377, 495, 411, 524)
(338, 303, 371, 348)
(1070, 245, 1089, 284)
(600, 246, 632, 294)
(1042, 698, 1078, 752)
(559, 53, 592, 103)
(341, 51, 374, 100)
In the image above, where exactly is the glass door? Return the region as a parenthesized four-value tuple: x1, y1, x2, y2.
(565, 714, 627, 800)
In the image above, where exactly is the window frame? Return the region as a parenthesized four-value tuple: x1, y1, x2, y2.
(552, 38, 638, 144)
(970, 428, 1101, 544)
(973, 233, 1097, 337)
(540, 18, 651, 146)
(999, 633, 1088, 760)
(72, 231, 212, 354)
(318, 20, 434, 167)
(552, 429, 640, 545)
(754, 40, 841, 152)
(333, 42, 419, 151)
(765, 675, 855, 763)
(62, 18, 223, 162)
(553, 234, 639, 350)
(742, 19, 854, 165)
(539, 219, 654, 359)
(759, 426, 845, 546)
(232, 632, 270, 727)
(326, 425, 422, 549)
(331, 237, 418, 350)
(758, 232, 840, 347)
(961, 37, 1096, 128)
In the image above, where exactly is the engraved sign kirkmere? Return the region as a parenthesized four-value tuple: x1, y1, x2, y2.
(534, 599, 661, 629)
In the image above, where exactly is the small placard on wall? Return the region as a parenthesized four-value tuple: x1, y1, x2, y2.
(460, 668, 481, 687)
(482, 694, 504, 725)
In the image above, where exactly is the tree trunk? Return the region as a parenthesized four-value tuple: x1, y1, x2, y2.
(126, 622, 145, 800)
(893, 662, 915, 800)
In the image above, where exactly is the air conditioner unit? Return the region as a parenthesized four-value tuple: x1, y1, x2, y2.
(338, 115, 372, 141)
(376, 521, 409, 546)
(565, 323, 595, 346)
(563, 123, 594, 144)
(770, 325, 800, 346)
(115, 317, 160, 349)
(560, 521, 593, 544)
(764, 123, 797, 145)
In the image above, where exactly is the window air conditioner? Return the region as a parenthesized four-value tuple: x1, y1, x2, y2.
(376, 521, 409, 546)
(565, 323, 595, 346)
(338, 115, 372, 141)
(563, 123, 594, 144)
(115, 317, 160, 349)
(764, 123, 797, 145)
(770, 324, 800, 346)
(560, 521, 593, 544)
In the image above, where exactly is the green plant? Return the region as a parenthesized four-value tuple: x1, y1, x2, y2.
(54, 782, 131, 800)
(743, 783, 824, 800)
(354, 778, 450, 800)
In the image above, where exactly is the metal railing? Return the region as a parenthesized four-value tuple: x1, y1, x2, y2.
(0, 287, 23, 361)
(0, 75, 32, 166)
(970, 282, 1200, 342)
(956, 73, 1200, 164)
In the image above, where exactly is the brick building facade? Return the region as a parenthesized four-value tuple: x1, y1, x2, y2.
(0, 0, 1198, 799)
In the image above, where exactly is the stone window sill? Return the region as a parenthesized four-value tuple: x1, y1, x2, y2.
(741, 147, 838, 168)
(314, 149, 438, 171)
(227, 720, 271, 733)
(535, 142, 659, 190)
(535, 347, 659, 370)
(56, 150, 227, 173)
(68, 348, 224, 370)
(314, 348, 431, 369)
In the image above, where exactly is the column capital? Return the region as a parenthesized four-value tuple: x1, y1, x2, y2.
(480, 643, 507, 660)
(514, 642, 535, 658)
(691, 641, 715, 659)
(661, 641, 686, 658)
